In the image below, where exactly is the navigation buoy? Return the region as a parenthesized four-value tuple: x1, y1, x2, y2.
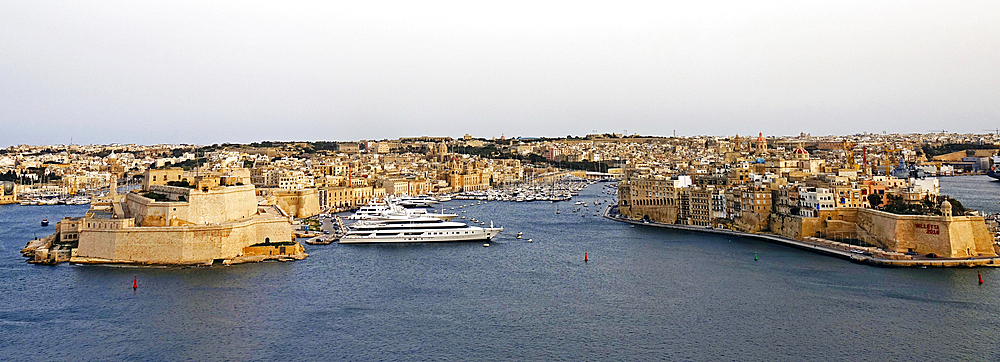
(979, 272, 984, 285)
(584, 252, 589, 263)
(133, 276, 138, 290)
(754, 252, 758, 261)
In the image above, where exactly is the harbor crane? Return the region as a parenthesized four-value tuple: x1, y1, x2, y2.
(883, 147, 902, 176)
(841, 141, 858, 170)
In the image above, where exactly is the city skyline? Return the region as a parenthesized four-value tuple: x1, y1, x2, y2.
(2, 1, 998, 147)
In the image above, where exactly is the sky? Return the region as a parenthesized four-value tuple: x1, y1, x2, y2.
(2, 1, 998, 147)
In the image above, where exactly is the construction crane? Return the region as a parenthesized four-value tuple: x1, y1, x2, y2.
(842, 141, 858, 170)
(883, 147, 902, 176)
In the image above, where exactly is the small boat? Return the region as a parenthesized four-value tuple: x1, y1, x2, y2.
(41, 219, 49, 227)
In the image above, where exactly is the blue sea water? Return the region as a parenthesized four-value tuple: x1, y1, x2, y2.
(1, 177, 999, 361)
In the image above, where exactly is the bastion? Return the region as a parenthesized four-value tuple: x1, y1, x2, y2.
(23, 170, 307, 265)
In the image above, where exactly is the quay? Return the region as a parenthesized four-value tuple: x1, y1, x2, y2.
(603, 206, 1000, 268)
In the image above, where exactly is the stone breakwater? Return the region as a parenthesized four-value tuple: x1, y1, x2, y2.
(603, 206, 1000, 268)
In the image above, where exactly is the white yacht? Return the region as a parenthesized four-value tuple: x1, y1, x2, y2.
(339, 217, 502, 243)
(392, 196, 438, 208)
(347, 201, 457, 221)
(379, 204, 457, 222)
(346, 202, 392, 220)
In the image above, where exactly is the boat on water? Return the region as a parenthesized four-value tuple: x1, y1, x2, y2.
(339, 217, 502, 244)
(346, 202, 393, 220)
(988, 164, 1000, 180)
(41, 219, 49, 227)
(391, 195, 438, 208)
(378, 203, 457, 222)
(347, 201, 457, 221)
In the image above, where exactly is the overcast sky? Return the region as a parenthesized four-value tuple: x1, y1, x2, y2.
(2, 1, 998, 146)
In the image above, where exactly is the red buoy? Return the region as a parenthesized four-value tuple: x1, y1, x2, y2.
(133, 276, 138, 290)
(584, 252, 589, 263)
(979, 272, 984, 285)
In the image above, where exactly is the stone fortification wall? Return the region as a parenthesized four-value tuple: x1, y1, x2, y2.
(185, 185, 257, 224)
(143, 168, 184, 189)
(619, 204, 678, 224)
(272, 189, 320, 218)
(126, 192, 189, 226)
(856, 208, 995, 258)
(771, 209, 860, 241)
(145, 185, 257, 224)
(737, 212, 770, 233)
(771, 214, 812, 240)
(75, 217, 292, 264)
(770, 208, 994, 258)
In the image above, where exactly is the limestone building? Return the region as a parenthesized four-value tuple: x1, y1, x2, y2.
(0, 181, 15, 204)
(31, 171, 305, 265)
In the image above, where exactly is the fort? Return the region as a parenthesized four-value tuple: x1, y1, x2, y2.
(22, 169, 306, 266)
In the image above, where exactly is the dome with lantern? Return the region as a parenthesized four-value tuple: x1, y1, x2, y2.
(792, 143, 809, 160)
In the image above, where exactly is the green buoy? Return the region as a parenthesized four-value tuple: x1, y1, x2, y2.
(754, 252, 758, 261)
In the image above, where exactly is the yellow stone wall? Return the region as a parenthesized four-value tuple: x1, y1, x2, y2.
(126, 193, 189, 226)
(130, 185, 258, 226)
(856, 209, 996, 258)
(242, 243, 305, 257)
(143, 168, 185, 189)
(770, 208, 996, 258)
(178, 185, 258, 224)
(272, 189, 320, 218)
(619, 204, 678, 224)
(75, 217, 293, 264)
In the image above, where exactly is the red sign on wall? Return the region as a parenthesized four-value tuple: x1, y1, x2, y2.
(914, 223, 940, 235)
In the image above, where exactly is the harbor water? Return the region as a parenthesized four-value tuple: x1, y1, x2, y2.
(2, 176, 1000, 360)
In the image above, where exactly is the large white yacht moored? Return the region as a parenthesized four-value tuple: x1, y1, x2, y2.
(338, 217, 502, 243)
(347, 201, 457, 221)
(346, 202, 392, 220)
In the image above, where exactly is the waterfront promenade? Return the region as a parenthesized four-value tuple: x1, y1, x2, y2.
(603, 206, 1000, 268)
